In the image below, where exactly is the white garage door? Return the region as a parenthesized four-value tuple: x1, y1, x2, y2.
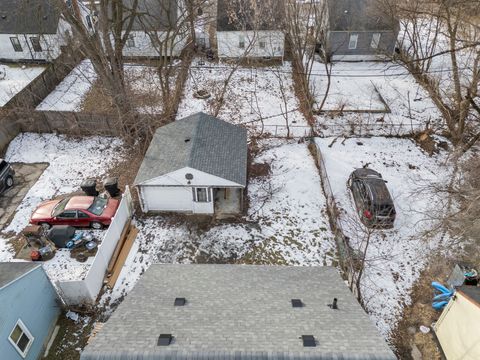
(142, 186, 192, 212)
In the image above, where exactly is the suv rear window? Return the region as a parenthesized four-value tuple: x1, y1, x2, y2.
(0, 160, 7, 171)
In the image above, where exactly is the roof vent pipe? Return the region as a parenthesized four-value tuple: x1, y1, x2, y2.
(328, 298, 338, 310)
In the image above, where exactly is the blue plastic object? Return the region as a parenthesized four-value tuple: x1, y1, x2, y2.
(432, 300, 449, 310)
(432, 281, 451, 294)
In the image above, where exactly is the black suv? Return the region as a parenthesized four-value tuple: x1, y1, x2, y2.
(0, 159, 15, 194)
(347, 168, 396, 228)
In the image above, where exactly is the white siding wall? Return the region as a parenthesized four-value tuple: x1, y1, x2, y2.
(216, 30, 284, 58)
(137, 167, 243, 214)
(121, 30, 187, 58)
(0, 33, 63, 61)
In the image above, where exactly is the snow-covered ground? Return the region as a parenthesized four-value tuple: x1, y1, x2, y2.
(36, 60, 96, 112)
(0, 64, 46, 107)
(0, 133, 125, 280)
(315, 137, 451, 336)
(310, 61, 442, 136)
(177, 59, 311, 137)
(37, 60, 168, 114)
(102, 140, 335, 306)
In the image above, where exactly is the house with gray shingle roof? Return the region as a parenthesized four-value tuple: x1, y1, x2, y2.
(323, 0, 399, 61)
(80, 264, 397, 360)
(0, 0, 70, 62)
(134, 112, 248, 216)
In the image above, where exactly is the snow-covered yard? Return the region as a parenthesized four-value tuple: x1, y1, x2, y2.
(0, 64, 46, 107)
(311, 61, 442, 136)
(177, 59, 311, 137)
(37, 60, 170, 114)
(102, 140, 336, 305)
(315, 137, 451, 336)
(0, 133, 125, 281)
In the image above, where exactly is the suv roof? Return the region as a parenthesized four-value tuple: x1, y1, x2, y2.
(353, 168, 393, 206)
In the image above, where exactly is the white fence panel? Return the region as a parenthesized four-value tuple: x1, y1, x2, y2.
(56, 186, 133, 306)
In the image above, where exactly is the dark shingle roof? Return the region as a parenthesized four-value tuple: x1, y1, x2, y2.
(458, 286, 480, 305)
(0, 262, 39, 289)
(121, 0, 178, 31)
(327, 0, 397, 32)
(81, 265, 396, 360)
(134, 113, 248, 187)
(217, 0, 284, 31)
(0, 0, 60, 34)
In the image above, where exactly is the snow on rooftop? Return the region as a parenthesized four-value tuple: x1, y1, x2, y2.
(0, 64, 46, 107)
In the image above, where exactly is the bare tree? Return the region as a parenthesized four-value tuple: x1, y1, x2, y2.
(394, 0, 480, 145)
(57, 0, 141, 139)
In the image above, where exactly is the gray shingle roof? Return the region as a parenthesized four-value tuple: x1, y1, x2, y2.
(217, 0, 285, 32)
(81, 265, 396, 360)
(327, 0, 397, 32)
(134, 113, 248, 187)
(121, 0, 178, 31)
(0, 262, 39, 289)
(0, 0, 60, 34)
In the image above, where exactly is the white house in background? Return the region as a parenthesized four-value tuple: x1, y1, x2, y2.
(134, 112, 248, 216)
(216, 0, 285, 59)
(0, 0, 70, 62)
(121, 0, 187, 58)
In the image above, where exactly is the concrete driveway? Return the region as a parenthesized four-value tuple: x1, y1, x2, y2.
(0, 163, 48, 229)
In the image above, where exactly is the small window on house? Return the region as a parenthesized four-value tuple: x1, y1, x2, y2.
(127, 34, 135, 48)
(30, 37, 42, 52)
(348, 33, 358, 50)
(371, 33, 381, 49)
(239, 35, 245, 49)
(194, 188, 209, 202)
(9, 320, 34, 357)
(10, 37, 22, 52)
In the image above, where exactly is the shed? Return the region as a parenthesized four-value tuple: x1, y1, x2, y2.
(134, 113, 248, 216)
(216, 0, 285, 59)
(434, 285, 480, 359)
(324, 0, 399, 61)
(0, 262, 60, 360)
(81, 264, 397, 360)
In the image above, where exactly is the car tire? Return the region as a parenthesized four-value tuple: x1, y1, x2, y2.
(91, 222, 103, 230)
(5, 176, 13, 188)
(39, 222, 51, 230)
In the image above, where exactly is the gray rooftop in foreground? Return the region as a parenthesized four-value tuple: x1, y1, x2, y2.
(134, 113, 248, 187)
(0, 262, 39, 289)
(0, 0, 60, 34)
(81, 265, 396, 360)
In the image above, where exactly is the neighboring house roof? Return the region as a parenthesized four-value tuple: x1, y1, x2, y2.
(0, 0, 60, 35)
(217, 0, 285, 32)
(458, 285, 480, 305)
(121, 0, 178, 31)
(134, 112, 248, 187)
(327, 0, 397, 31)
(0, 262, 39, 289)
(81, 265, 396, 360)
